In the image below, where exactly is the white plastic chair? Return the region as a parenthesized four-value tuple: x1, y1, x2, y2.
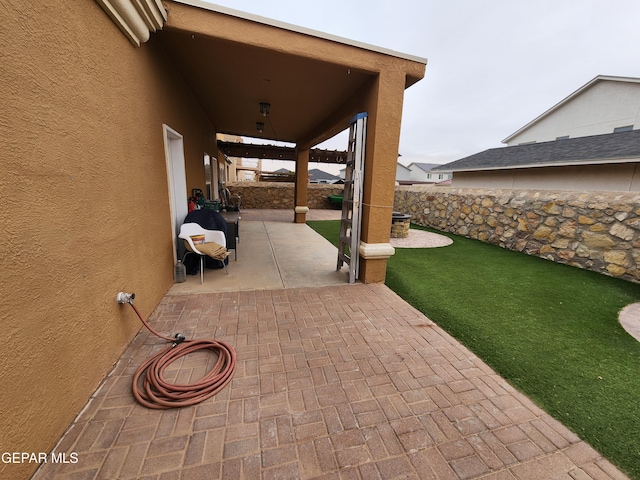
(178, 223, 229, 284)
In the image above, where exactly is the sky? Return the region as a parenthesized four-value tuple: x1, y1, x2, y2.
(203, 0, 640, 173)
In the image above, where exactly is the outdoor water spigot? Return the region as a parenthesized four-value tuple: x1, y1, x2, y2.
(172, 333, 186, 347)
(117, 292, 136, 304)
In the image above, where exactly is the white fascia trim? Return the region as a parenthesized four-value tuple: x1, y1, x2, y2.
(359, 241, 395, 260)
(96, 0, 167, 47)
(172, 0, 427, 65)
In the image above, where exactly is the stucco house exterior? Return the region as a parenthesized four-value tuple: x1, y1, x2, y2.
(435, 75, 640, 191)
(504, 75, 640, 146)
(408, 162, 452, 183)
(1, 1, 426, 477)
(395, 162, 413, 183)
(433, 129, 640, 191)
(215, 134, 262, 182)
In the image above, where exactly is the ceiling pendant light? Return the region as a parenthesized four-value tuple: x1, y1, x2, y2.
(259, 102, 271, 116)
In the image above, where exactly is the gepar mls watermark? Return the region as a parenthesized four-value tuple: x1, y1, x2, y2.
(2, 452, 78, 464)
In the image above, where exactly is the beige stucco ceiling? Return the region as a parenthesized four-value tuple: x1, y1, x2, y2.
(155, 1, 425, 149)
(156, 27, 373, 145)
(94, 0, 425, 149)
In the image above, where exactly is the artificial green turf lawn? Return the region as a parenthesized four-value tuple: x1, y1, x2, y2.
(307, 220, 640, 479)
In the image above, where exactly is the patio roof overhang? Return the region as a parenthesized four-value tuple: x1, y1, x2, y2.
(217, 141, 348, 164)
(157, 0, 426, 149)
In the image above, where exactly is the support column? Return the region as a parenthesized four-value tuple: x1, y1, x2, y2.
(358, 70, 407, 283)
(294, 147, 309, 223)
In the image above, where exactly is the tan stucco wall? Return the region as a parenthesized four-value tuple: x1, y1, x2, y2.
(0, 2, 215, 478)
(357, 71, 408, 283)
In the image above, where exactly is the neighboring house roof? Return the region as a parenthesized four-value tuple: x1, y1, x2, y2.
(408, 162, 445, 172)
(433, 128, 640, 172)
(309, 168, 340, 181)
(502, 75, 640, 144)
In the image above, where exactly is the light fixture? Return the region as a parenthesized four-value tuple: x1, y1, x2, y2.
(259, 102, 270, 116)
(256, 122, 264, 133)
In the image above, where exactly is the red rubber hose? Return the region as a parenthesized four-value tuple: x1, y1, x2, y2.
(128, 302, 237, 409)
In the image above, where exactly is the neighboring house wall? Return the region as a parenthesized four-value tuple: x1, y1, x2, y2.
(452, 163, 640, 192)
(409, 164, 430, 181)
(430, 171, 452, 182)
(394, 186, 640, 283)
(217, 133, 242, 182)
(506, 79, 640, 145)
(396, 163, 412, 182)
(409, 163, 452, 182)
(1, 3, 216, 478)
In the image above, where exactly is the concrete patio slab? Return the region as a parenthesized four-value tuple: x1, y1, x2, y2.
(167, 221, 350, 295)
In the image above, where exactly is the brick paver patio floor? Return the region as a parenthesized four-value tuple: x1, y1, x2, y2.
(34, 284, 629, 479)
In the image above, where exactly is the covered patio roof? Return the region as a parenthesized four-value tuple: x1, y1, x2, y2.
(157, 0, 426, 148)
(116, 0, 427, 282)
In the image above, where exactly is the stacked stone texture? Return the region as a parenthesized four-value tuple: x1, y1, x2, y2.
(227, 182, 640, 283)
(228, 182, 344, 209)
(395, 185, 640, 283)
(391, 219, 410, 238)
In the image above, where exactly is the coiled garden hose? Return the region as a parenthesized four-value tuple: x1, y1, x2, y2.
(126, 299, 236, 409)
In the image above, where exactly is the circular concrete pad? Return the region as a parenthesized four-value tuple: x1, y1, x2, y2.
(390, 229, 453, 248)
(619, 302, 640, 342)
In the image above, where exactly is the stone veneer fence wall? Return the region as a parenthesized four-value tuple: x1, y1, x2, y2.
(227, 182, 640, 283)
(394, 185, 640, 283)
(227, 182, 344, 209)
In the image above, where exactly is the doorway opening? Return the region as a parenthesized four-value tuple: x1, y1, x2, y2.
(163, 124, 187, 263)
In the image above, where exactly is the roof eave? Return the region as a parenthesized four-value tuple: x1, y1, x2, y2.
(173, 0, 428, 65)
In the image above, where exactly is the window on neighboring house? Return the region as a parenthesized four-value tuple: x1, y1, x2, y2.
(438, 174, 443, 180)
(427, 173, 431, 179)
(614, 125, 633, 133)
(556, 135, 569, 140)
